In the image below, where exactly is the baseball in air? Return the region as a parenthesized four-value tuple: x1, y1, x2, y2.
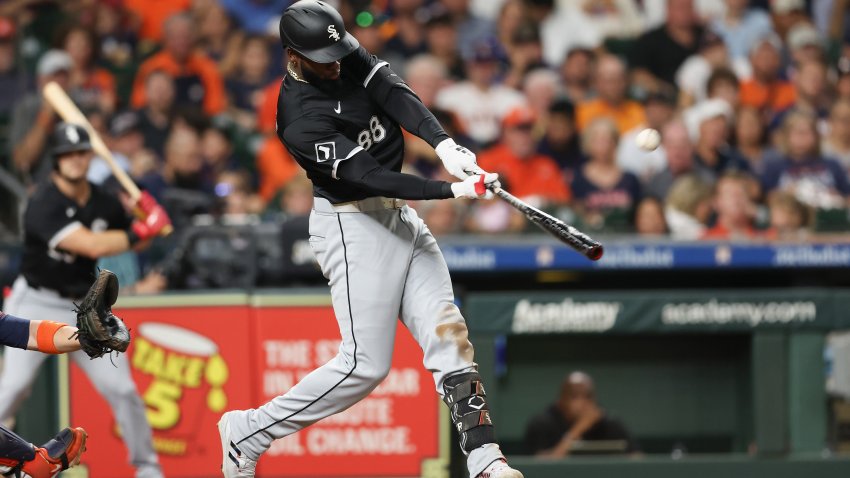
(635, 128, 661, 151)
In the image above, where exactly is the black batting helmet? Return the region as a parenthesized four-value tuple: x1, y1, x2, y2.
(52, 122, 92, 157)
(279, 0, 359, 64)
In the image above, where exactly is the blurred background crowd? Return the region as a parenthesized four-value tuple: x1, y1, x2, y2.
(1, 0, 850, 283)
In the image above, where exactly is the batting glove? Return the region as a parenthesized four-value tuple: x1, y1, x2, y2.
(130, 194, 172, 241)
(435, 138, 478, 180)
(451, 173, 499, 200)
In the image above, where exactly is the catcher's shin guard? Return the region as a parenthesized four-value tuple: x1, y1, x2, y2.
(20, 427, 87, 478)
(0, 424, 35, 478)
(443, 372, 496, 454)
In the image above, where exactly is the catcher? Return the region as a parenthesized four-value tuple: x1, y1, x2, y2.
(0, 269, 130, 477)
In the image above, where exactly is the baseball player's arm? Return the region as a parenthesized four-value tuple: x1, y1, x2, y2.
(342, 47, 480, 179)
(0, 312, 80, 353)
(283, 123, 496, 200)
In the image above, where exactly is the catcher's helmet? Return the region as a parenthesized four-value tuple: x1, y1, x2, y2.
(52, 122, 92, 157)
(280, 0, 359, 63)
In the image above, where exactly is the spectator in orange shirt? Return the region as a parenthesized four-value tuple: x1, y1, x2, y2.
(477, 106, 570, 206)
(61, 25, 116, 114)
(576, 54, 645, 133)
(701, 172, 760, 240)
(739, 32, 795, 114)
(124, 0, 190, 44)
(130, 13, 225, 116)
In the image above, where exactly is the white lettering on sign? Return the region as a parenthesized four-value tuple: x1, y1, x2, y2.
(323, 398, 393, 426)
(264, 340, 312, 368)
(307, 427, 415, 455)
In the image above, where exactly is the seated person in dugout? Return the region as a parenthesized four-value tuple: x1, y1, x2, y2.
(524, 371, 638, 456)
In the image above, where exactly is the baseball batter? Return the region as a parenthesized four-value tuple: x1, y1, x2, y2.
(0, 123, 170, 478)
(218, 2, 521, 478)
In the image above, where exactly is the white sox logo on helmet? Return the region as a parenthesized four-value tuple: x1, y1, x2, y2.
(327, 25, 340, 41)
(66, 125, 80, 143)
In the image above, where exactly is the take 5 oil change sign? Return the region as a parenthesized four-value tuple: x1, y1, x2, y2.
(69, 295, 447, 478)
(69, 302, 254, 478)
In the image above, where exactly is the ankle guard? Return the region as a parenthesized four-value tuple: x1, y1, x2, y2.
(0, 424, 35, 477)
(442, 372, 495, 454)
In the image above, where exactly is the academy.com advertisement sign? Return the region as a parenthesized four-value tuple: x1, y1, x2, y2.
(69, 295, 446, 478)
(464, 289, 850, 334)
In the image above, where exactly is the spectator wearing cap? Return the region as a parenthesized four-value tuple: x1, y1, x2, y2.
(10, 49, 72, 183)
(225, 35, 274, 132)
(576, 54, 646, 133)
(822, 99, 850, 172)
(701, 172, 761, 240)
(538, 99, 582, 173)
(646, 120, 713, 200)
(685, 98, 750, 178)
(136, 70, 176, 159)
(739, 32, 796, 115)
(559, 48, 596, 104)
(571, 118, 642, 232)
(124, 0, 190, 44)
(61, 24, 117, 115)
(617, 91, 676, 181)
(477, 106, 570, 205)
(762, 110, 850, 209)
(786, 23, 826, 67)
(770, 0, 809, 38)
(0, 16, 29, 155)
(435, 38, 525, 147)
(711, 0, 773, 62)
(631, 0, 703, 94)
(131, 13, 226, 116)
(676, 28, 730, 106)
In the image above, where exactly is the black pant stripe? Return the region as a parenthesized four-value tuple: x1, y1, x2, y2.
(237, 213, 358, 444)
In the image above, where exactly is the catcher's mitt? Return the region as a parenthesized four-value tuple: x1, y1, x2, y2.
(73, 270, 130, 359)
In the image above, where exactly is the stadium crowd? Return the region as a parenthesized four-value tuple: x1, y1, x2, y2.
(1, 0, 850, 244)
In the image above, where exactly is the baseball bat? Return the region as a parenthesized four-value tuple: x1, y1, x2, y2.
(42, 81, 172, 236)
(492, 186, 604, 261)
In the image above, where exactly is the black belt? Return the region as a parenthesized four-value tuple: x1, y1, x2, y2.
(24, 278, 84, 300)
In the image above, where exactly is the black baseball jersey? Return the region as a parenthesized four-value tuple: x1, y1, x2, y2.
(277, 49, 408, 204)
(20, 180, 131, 298)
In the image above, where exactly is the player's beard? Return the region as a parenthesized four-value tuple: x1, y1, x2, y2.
(301, 66, 344, 93)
